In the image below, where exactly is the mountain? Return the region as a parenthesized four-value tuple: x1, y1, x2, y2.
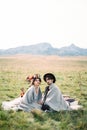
(57, 44, 87, 56)
(0, 43, 87, 56)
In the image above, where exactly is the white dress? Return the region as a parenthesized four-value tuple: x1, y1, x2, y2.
(2, 97, 22, 110)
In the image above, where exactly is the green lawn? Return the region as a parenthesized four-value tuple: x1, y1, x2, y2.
(0, 55, 87, 130)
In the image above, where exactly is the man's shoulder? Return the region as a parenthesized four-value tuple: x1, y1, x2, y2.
(51, 84, 58, 89)
(52, 84, 60, 91)
(52, 83, 58, 87)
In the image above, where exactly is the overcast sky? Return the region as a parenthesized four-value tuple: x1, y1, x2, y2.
(0, 0, 87, 49)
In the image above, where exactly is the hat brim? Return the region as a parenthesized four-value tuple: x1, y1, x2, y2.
(43, 73, 56, 83)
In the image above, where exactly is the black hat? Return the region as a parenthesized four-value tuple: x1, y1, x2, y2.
(43, 73, 56, 83)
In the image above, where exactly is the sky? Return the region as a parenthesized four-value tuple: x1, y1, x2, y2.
(0, 0, 87, 49)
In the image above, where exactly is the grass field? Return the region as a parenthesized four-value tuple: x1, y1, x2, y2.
(0, 55, 87, 130)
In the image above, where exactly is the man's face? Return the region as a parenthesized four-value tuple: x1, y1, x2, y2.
(46, 77, 53, 85)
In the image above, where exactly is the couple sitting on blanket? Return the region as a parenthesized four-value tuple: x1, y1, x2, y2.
(2, 73, 81, 112)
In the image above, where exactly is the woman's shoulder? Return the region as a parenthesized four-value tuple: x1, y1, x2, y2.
(26, 85, 34, 92)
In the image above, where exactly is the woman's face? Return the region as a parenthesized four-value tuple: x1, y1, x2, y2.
(34, 78, 41, 87)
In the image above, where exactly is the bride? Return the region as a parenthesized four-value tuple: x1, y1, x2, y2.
(2, 74, 42, 112)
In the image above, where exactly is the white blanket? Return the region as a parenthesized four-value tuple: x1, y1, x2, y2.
(44, 83, 71, 111)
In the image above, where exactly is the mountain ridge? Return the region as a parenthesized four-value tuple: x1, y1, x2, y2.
(0, 43, 87, 56)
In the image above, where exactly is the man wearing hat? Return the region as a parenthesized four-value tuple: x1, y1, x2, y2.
(41, 73, 70, 111)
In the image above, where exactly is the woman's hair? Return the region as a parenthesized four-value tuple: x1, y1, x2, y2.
(32, 77, 41, 85)
(26, 74, 40, 83)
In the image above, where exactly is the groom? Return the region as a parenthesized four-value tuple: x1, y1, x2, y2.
(41, 73, 70, 111)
